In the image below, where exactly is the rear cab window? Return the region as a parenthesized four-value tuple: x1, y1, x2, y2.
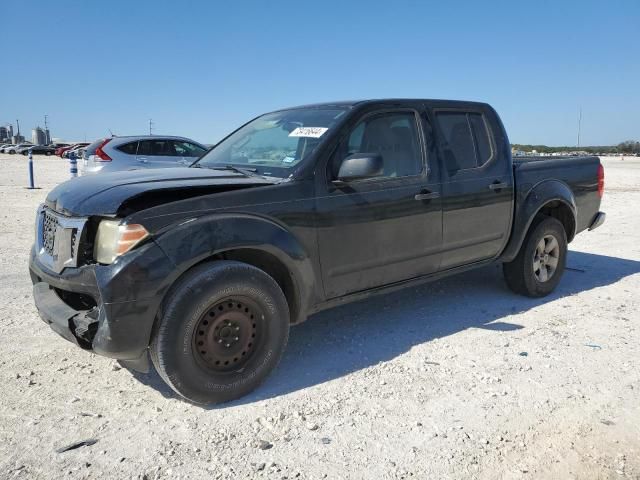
(435, 111, 493, 171)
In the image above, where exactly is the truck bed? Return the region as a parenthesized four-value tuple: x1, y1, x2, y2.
(513, 155, 602, 235)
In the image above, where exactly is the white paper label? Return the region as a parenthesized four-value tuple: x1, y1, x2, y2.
(288, 127, 328, 138)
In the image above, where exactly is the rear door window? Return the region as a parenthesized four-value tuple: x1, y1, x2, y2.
(435, 112, 476, 170)
(138, 139, 177, 156)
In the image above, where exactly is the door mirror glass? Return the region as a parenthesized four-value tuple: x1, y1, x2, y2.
(336, 153, 384, 181)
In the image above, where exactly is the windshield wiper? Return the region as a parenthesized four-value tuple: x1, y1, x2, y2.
(202, 164, 265, 178)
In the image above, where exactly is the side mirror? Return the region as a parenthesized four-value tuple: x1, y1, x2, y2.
(335, 153, 383, 182)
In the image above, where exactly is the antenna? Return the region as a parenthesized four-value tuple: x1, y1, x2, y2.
(44, 114, 48, 131)
(149, 118, 154, 136)
(576, 107, 582, 148)
(108, 128, 114, 137)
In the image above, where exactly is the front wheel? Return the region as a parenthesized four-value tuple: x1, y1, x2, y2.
(503, 216, 567, 297)
(150, 261, 290, 404)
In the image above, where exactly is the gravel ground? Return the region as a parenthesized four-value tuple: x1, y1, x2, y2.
(0, 153, 638, 480)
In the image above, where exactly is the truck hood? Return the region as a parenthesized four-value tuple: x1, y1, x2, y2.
(45, 167, 281, 217)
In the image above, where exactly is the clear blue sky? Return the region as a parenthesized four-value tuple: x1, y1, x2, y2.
(1, 0, 638, 146)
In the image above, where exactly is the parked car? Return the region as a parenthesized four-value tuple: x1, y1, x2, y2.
(80, 136, 208, 174)
(30, 99, 605, 405)
(62, 143, 90, 158)
(18, 145, 56, 156)
(4, 143, 33, 154)
(55, 144, 75, 157)
(0, 143, 13, 152)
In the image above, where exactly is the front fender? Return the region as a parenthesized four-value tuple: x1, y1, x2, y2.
(501, 179, 577, 262)
(153, 213, 316, 323)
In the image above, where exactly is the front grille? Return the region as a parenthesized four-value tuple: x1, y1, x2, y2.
(42, 210, 59, 256)
(36, 206, 88, 273)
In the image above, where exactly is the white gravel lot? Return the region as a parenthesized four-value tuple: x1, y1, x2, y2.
(0, 153, 638, 480)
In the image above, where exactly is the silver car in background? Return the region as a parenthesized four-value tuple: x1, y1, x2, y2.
(81, 135, 208, 174)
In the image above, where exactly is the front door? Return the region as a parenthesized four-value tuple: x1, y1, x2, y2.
(433, 109, 513, 269)
(316, 109, 443, 299)
(172, 139, 208, 166)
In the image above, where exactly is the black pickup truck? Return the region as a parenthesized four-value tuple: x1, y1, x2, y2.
(30, 99, 605, 404)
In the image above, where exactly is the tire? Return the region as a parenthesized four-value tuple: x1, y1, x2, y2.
(8, 150, 15, 154)
(150, 260, 290, 405)
(503, 216, 567, 297)
(45, 151, 51, 156)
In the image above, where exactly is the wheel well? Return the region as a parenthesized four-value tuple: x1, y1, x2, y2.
(209, 248, 300, 324)
(537, 200, 575, 242)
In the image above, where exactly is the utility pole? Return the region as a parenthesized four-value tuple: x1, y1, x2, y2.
(44, 114, 50, 144)
(149, 118, 154, 136)
(576, 107, 582, 148)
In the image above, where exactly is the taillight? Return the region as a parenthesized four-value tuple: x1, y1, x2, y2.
(95, 138, 112, 161)
(597, 164, 604, 198)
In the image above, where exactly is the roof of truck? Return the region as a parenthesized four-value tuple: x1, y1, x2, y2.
(271, 98, 491, 111)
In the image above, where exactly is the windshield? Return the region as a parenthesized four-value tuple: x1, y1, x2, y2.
(195, 107, 348, 177)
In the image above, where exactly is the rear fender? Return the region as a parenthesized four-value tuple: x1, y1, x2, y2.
(501, 179, 576, 262)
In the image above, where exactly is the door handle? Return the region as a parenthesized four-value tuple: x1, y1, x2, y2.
(415, 190, 440, 201)
(489, 182, 508, 191)
(137, 157, 148, 163)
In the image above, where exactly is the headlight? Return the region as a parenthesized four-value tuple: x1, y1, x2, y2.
(94, 219, 149, 264)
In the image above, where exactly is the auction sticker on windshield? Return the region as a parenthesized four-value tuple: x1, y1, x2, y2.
(288, 127, 328, 138)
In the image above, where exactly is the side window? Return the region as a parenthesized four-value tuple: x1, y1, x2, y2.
(138, 139, 176, 156)
(335, 112, 422, 179)
(435, 111, 493, 171)
(117, 141, 138, 155)
(468, 114, 492, 166)
(173, 140, 207, 157)
(435, 112, 476, 170)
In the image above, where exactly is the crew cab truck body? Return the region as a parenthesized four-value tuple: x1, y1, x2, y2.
(29, 99, 605, 404)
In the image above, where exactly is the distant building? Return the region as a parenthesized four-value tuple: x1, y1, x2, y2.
(1, 124, 13, 142)
(45, 129, 51, 144)
(32, 127, 47, 145)
(12, 135, 25, 143)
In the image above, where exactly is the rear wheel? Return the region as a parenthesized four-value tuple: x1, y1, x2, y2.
(150, 261, 290, 404)
(503, 216, 567, 297)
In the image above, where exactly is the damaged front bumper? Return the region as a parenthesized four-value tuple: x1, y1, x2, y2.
(29, 240, 176, 372)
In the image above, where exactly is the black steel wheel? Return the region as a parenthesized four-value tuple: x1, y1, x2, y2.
(192, 297, 262, 372)
(150, 261, 289, 405)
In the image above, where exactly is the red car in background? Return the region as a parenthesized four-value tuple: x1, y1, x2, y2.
(56, 143, 89, 158)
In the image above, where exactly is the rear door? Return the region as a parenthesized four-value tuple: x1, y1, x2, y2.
(316, 107, 443, 298)
(136, 139, 179, 168)
(433, 108, 513, 269)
